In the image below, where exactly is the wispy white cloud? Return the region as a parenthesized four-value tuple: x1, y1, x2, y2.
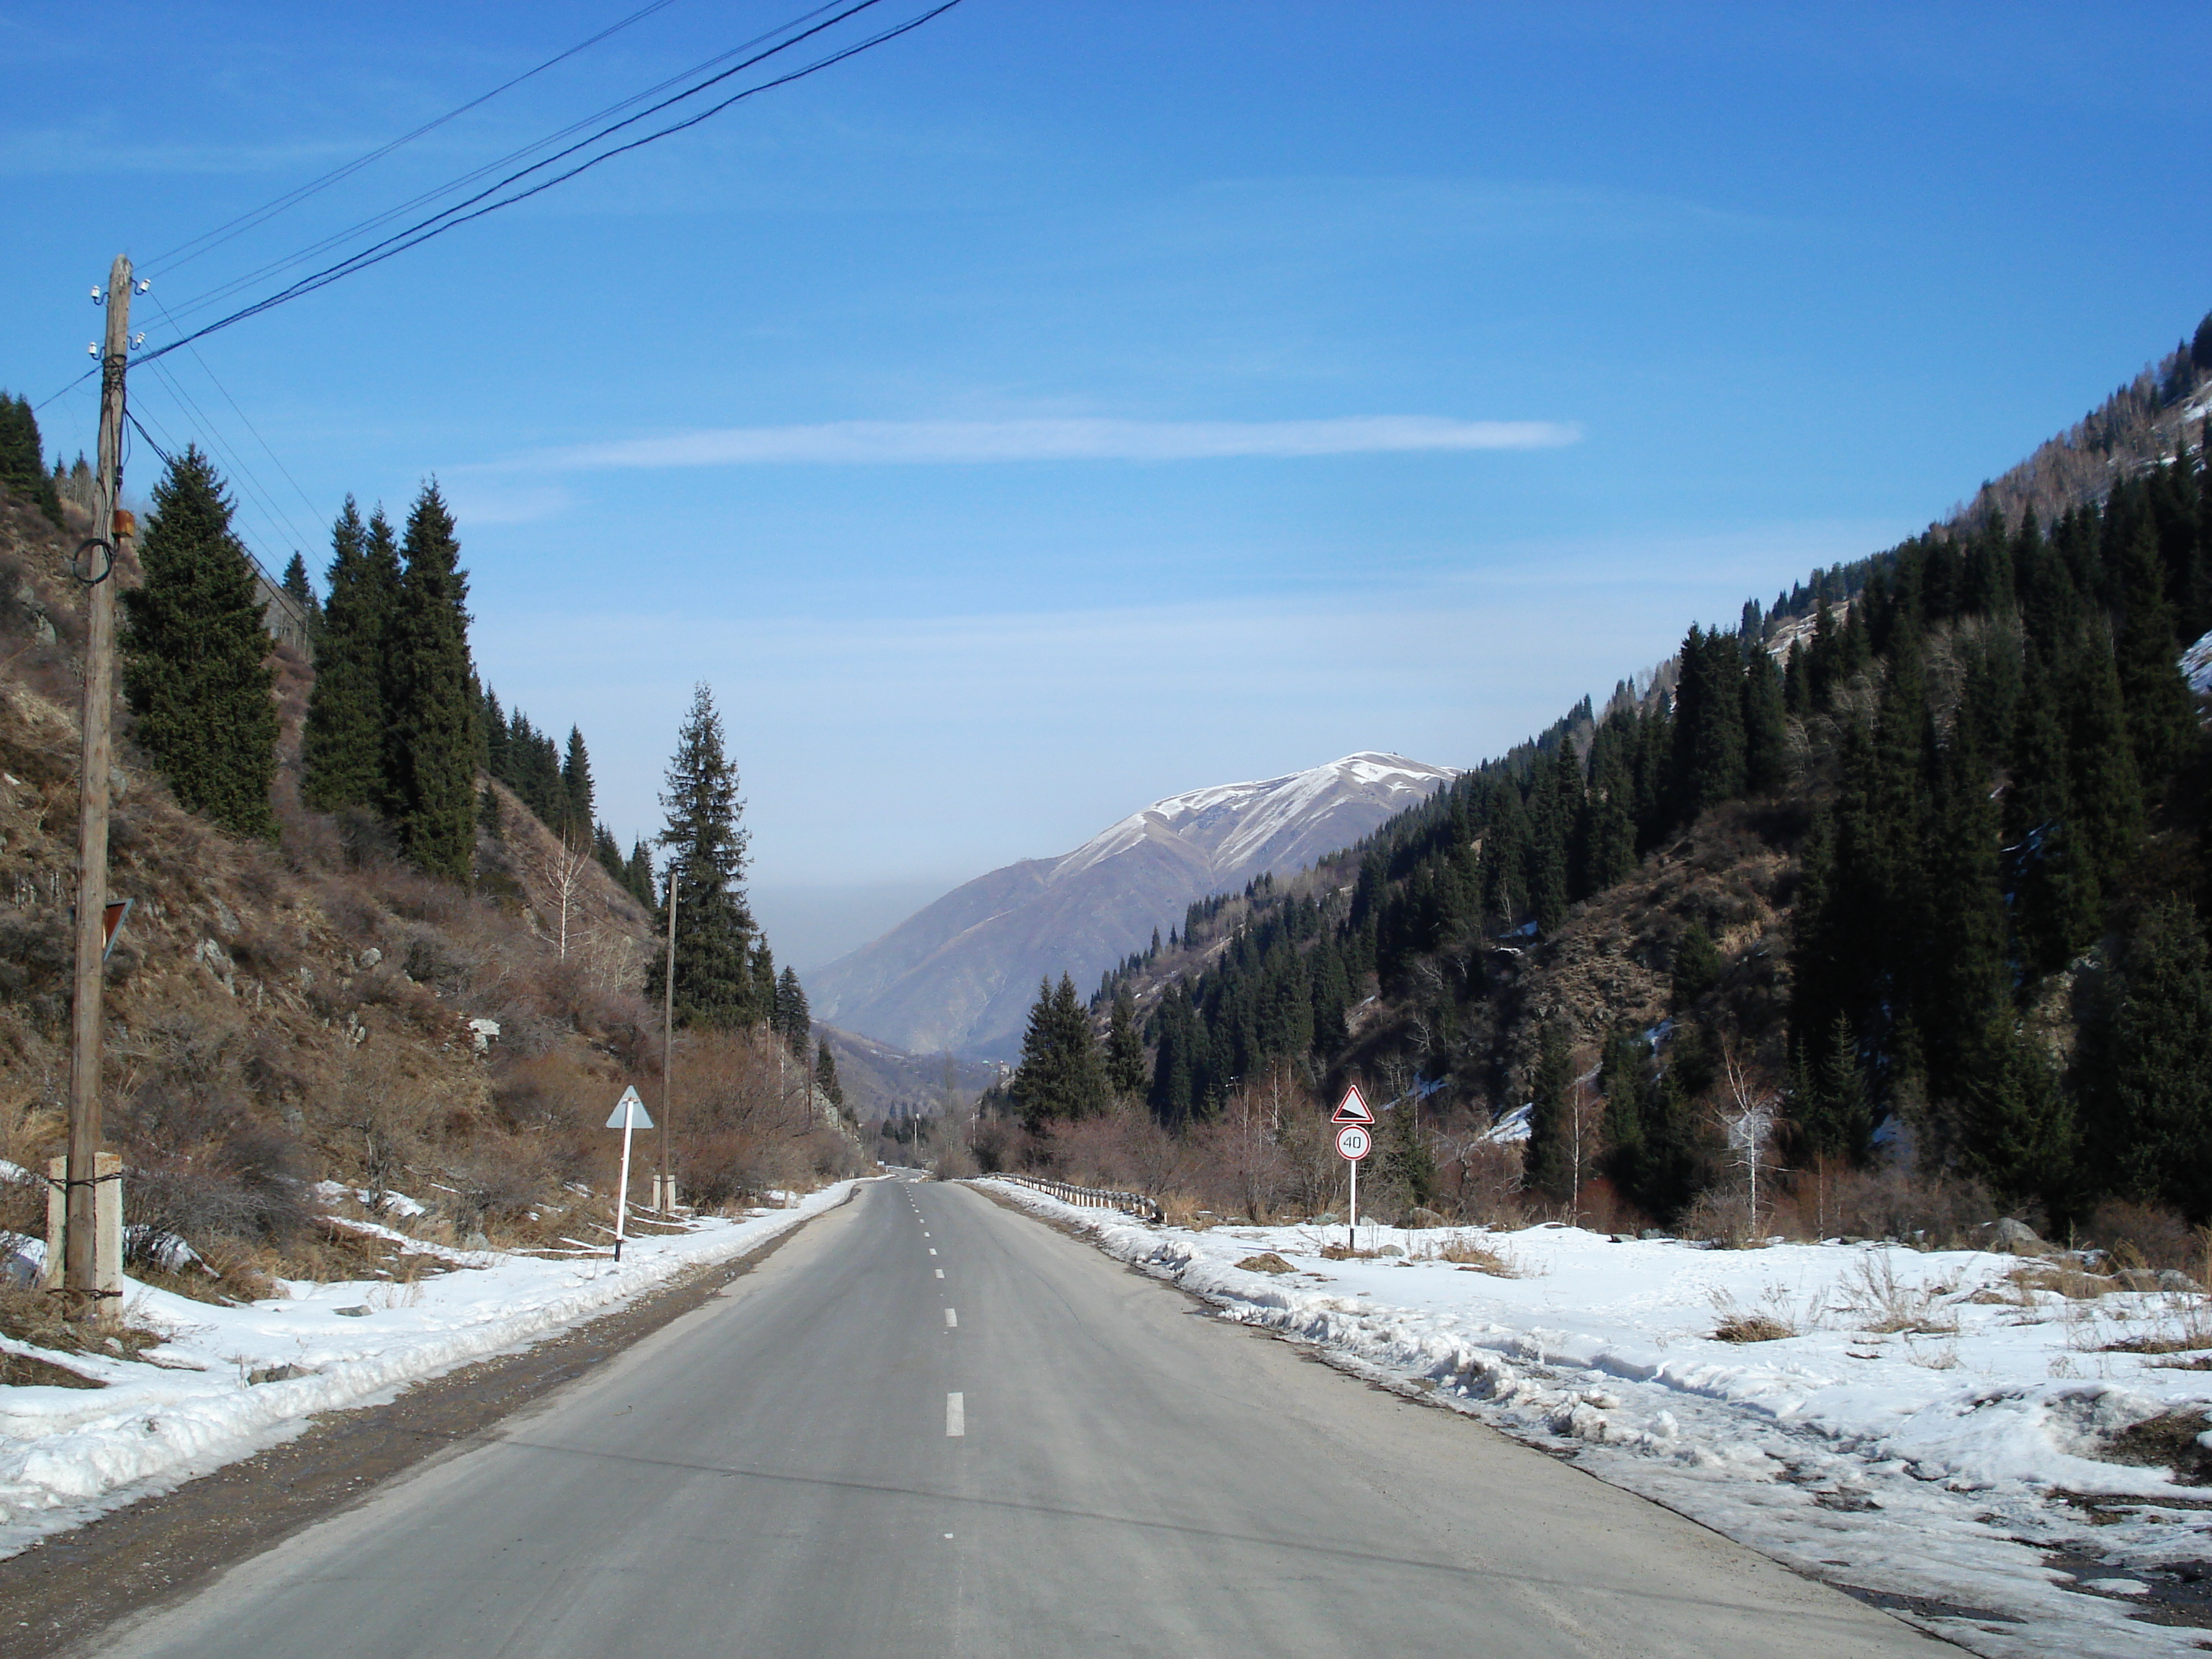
(490, 415, 1581, 472)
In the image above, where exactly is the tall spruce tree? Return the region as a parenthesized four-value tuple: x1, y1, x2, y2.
(120, 447, 278, 837)
(1668, 626, 1748, 825)
(750, 940, 778, 1028)
(774, 965, 811, 1056)
(649, 684, 757, 1027)
(624, 837, 656, 908)
(0, 393, 63, 526)
(561, 727, 595, 845)
(382, 484, 477, 880)
(814, 1040, 845, 1111)
(2083, 899, 2212, 1219)
(1521, 1016, 1575, 1203)
(1105, 987, 1147, 1097)
(279, 551, 321, 638)
(1013, 974, 1109, 1131)
(302, 499, 399, 811)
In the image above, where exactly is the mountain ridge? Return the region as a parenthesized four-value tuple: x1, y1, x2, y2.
(811, 752, 1452, 1058)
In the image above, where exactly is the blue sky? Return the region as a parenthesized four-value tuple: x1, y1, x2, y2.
(6, 2, 2211, 968)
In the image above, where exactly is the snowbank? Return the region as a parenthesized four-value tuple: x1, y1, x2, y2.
(983, 1182, 2212, 1659)
(0, 1179, 873, 1557)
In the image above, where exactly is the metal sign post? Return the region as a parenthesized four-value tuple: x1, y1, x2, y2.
(1332, 1085, 1374, 1251)
(605, 1086, 653, 1262)
(1334, 1121, 1372, 1249)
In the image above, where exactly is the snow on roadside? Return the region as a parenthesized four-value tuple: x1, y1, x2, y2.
(0, 1179, 876, 1558)
(981, 1180, 2212, 1659)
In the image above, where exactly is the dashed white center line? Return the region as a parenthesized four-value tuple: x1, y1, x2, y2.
(934, 1268, 944, 1279)
(929, 1249, 937, 1256)
(945, 1393, 965, 1437)
(944, 1308, 958, 1328)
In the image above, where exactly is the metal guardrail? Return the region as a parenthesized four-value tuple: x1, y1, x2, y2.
(994, 1174, 1161, 1223)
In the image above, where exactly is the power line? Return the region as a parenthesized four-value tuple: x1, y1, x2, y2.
(145, 292, 325, 527)
(147, 0, 696, 278)
(138, 355, 317, 561)
(154, 1, 851, 330)
(141, 0, 966, 365)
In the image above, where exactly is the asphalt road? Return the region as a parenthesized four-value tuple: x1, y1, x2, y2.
(94, 1178, 1955, 1658)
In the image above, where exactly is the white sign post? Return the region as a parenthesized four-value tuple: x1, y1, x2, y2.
(605, 1086, 654, 1262)
(1334, 1084, 1374, 1250)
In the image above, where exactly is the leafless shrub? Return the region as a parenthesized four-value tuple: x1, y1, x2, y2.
(1833, 1252, 1959, 1334)
(1682, 1188, 1768, 1249)
(2082, 1201, 2202, 1274)
(1793, 1161, 1996, 1246)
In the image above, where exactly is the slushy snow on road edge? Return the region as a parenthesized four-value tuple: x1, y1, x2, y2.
(979, 1179, 2211, 1659)
(0, 1178, 876, 1557)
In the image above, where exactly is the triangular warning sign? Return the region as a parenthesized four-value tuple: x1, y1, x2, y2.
(605, 1085, 654, 1130)
(1332, 1084, 1373, 1124)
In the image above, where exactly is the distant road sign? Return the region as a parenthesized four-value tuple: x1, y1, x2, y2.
(1334, 1123, 1372, 1161)
(606, 1086, 654, 1130)
(1333, 1085, 1373, 1124)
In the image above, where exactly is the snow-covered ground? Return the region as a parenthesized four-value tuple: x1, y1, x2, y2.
(0, 1179, 873, 1558)
(982, 1181, 2212, 1659)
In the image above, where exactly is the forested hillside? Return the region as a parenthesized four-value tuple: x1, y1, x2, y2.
(0, 404, 860, 1321)
(987, 316, 2212, 1250)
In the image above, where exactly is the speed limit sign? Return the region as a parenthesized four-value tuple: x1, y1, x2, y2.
(1334, 1123, 1372, 1161)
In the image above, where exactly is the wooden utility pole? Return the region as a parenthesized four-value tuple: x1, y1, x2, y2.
(63, 254, 132, 1319)
(658, 878, 675, 1209)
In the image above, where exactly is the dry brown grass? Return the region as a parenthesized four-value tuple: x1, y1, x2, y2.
(1234, 1252, 1295, 1274)
(0, 1284, 168, 1363)
(0, 1346, 105, 1387)
(1429, 1235, 1523, 1277)
(2011, 1262, 2119, 1301)
(1713, 1312, 1796, 1343)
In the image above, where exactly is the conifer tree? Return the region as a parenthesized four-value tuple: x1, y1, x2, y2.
(1105, 987, 1147, 1096)
(750, 941, 778, 1028)
(279, 550, 321, 640)
(1668, 626, 1748, 825)
(0, 392, 63, 526)
(624, 837, 656, 908)
(1597, 1028, 1648, 1190)
(2111, 507, 2198, 789)
(815, 1040, 845, 1111)
(1740, 651, 1789, 793)
(2084, 900, 2212, 1218)
(302, 499, 399, 812)
(480, 685, 510, 781)
(649, 684, 757, 1027)
(1013, 975, 1109, 1131)
(383, 483, 477, 881)
(121, 447, 279, 837)
(1379, 1088, 1437, 1210)
(1671, 922, 1722, 1010)
(561, 727, 594, 845)
(1581, 734, 1637, 891)
(1521, 1017, 1575, 1203)
(592, 822, 624, 884)
(2066, 627, 2143, 895)
(774, 965, 811, 1056)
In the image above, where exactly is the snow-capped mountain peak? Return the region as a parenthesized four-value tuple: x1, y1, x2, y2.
(810, 752, 1455, 1058)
